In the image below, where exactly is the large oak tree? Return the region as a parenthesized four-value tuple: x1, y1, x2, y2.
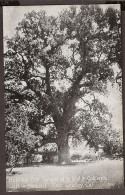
(4, 5, 121, 164)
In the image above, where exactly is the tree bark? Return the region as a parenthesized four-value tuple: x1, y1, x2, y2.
(57, 139, 70, 164)
(57, 128, 71, 164)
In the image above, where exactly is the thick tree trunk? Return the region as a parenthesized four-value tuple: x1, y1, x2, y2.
(53, 113, 72, 164)
(57, 132, 71, 164)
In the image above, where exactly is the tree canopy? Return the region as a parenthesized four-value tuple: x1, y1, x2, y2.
(4, 5, 122, 164)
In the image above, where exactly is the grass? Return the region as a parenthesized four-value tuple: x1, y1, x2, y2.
(6, 158, 124, 192)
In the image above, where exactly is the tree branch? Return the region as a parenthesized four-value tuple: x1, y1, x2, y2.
(5, 88, 22, 97)
(29, 75, 46, 80)
(45, 65, 51, 96)
(80, 97, 92, 111)
(116, 71, 122, 82)
(4, 87, 33, 102)
(40, 121, 55, 126)
(79, 81, 93, 88)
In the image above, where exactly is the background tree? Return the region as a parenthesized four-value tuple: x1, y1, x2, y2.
(70, 95, 123, 157)
(4, 5, 122, 164)
(5, 96, 42, 169)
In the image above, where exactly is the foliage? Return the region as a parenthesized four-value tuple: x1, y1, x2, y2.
(4, 5, 122, 164)
(71, 154, 82, 161)
(5, 101, 41, 167)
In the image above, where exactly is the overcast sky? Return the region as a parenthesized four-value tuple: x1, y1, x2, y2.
(3, 4, 120, 37)
(3, 4, 122, 135)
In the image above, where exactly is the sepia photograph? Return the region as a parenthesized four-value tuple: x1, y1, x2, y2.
(3, 4, 124, 192)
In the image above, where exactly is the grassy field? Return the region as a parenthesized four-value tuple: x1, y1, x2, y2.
(6, 159, 124, 192)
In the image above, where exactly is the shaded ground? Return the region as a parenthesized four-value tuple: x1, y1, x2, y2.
(6, 159, 124, 192)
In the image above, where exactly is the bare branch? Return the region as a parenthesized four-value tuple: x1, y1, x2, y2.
(116, 71, 122, 83)
(80, 97, 92, 111)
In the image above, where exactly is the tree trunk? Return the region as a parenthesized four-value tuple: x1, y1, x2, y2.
(57, 132, 71, 164)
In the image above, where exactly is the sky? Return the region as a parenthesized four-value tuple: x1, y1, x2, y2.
(3, 4, 120, 37)
(3, 4, 123, 142)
